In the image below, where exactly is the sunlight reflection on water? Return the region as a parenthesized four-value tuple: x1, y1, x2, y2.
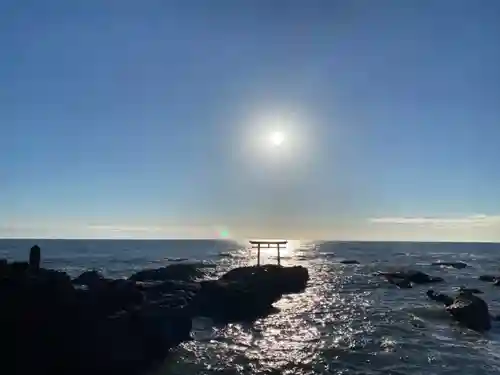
(146, 241, 500, 375)
(160, 243, 382, 375)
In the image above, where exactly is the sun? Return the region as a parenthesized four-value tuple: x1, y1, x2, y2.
(270, 131, 285, 146)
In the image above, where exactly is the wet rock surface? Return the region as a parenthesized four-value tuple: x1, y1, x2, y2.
(427, 289, 492, 332)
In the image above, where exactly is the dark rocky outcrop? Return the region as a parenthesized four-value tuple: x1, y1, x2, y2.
(426, 289, 491, 332)
(1, 246, 310, 374)
(431, 261, 468, 269)
(191, 279, 281, 322)
(0, 251, 195, 375)
(133, 265, 309, 323)
(131, 265, 309, 323)
(221, 265, 309, 295)
(378, 270, 444, 284)
(190, 265, 309, 322)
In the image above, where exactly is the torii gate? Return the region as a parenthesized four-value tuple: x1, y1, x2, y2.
(249, 240, 288, 266)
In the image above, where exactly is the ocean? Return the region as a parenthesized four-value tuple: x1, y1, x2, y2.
(2, 239, 500, 375)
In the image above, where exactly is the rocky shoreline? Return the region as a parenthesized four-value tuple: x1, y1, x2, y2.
(1, 246, 309, 375)
(3, 244, 500, 374)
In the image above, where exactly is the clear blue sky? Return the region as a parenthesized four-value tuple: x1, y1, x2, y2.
(1, 0, 499, 240)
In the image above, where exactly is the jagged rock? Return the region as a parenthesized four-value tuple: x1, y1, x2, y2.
(431, 261, 468, 269)
(128, 263, 206, 282)
(427, 289, 491, 332)
(340, 260, 360, 265)
(378, 270, 444, 284)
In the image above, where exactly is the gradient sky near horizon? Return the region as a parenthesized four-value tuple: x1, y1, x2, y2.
(1, 0, 500, 241)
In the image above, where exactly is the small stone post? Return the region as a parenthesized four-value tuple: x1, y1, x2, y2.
(29, 245, 41, 271)
(277, 244, 281, 266)
(257, 243, 261, 266)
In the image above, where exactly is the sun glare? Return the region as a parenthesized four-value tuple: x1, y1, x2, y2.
(270, 131, 285, 146)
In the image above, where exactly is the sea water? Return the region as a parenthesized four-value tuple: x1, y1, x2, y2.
(2, 239, 500, 375)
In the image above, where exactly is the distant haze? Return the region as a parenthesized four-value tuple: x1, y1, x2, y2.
(1, 1, 499, 241)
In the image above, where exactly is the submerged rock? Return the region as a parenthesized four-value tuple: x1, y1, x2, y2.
(427, 289, 491, 332)
(479, 275, 500, 282)
(340, 260, 360, 265)
(378, 270, 444, 284)
(385, 275, 412, 289)
(431, 261, 468, 269)
(457, 287, 483, 294)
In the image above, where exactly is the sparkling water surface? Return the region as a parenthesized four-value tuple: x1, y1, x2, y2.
(2, 239, 500, 375)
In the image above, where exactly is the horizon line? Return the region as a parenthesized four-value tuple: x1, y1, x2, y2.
(0, 237, 499, 244)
